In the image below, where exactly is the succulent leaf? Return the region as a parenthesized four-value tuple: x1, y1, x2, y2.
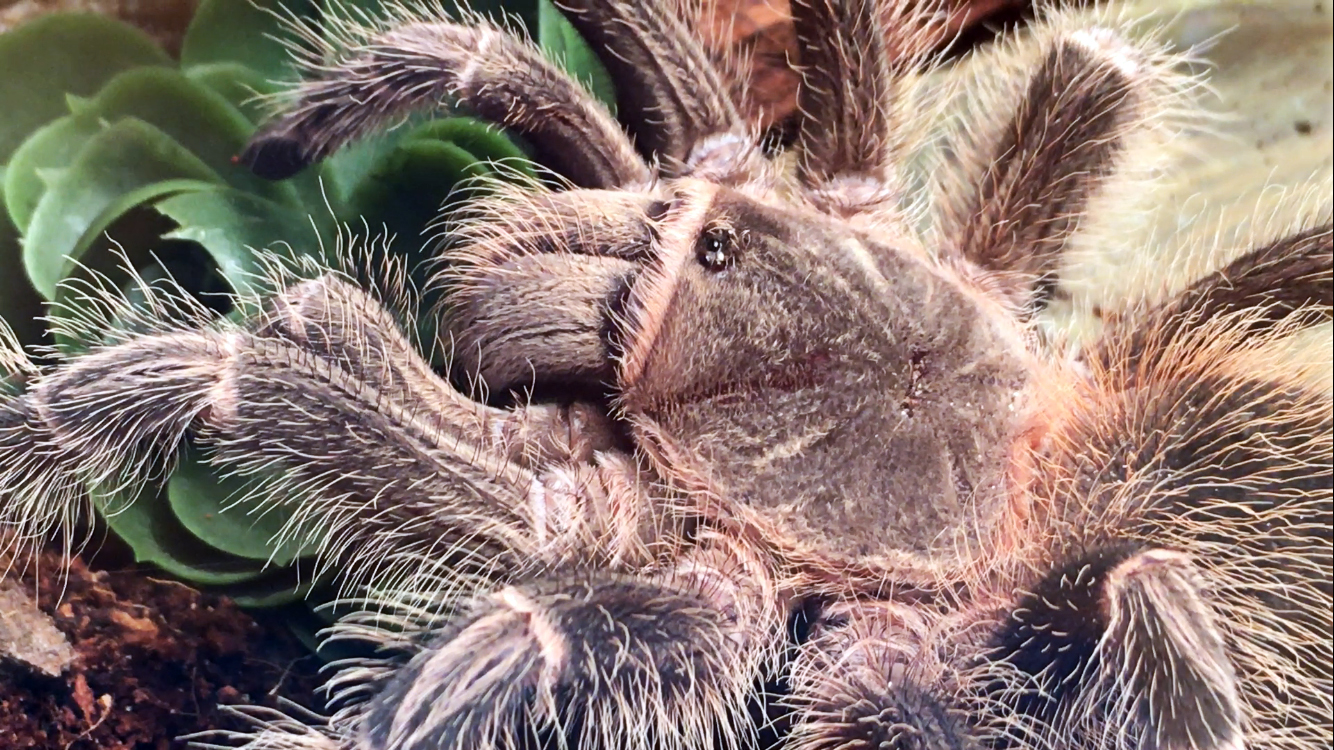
(167, 452, 319, 566)
(84, 67, 301, 204)
(537, 0, 616, 113)
(4, 115, 103, 232)
(180, 0, 318, 83)
(155, 185, 328, 298)
(22, 118, 222, 299)
(95, 481, 274, 587)
(0, 0, 607, 604)
(185, 62, 283, 124)
(0, 13, 170, 162)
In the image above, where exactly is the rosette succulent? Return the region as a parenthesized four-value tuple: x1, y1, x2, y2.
(0, 0, 611, 608)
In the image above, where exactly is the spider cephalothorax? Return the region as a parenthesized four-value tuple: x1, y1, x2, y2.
(1, 1, 1330, 749)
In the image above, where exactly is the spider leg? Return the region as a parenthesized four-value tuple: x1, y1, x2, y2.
(1009, 338, 1332, 744)
(938, 25, 1179, 307)
(788, 0, 940, 218)
(551, 0, 758, 180)
(441, 186, 657, 394)
(1101, 220, 1332, 368)
(994, 546, 1243, 750)
(0, 376, 88, 563)
(785, 601, 979, 750)
(239, 17, 649, 189)
(0, 276, 643, 591)
(252, 273, 621, 468)
(345, 535, 779, 750)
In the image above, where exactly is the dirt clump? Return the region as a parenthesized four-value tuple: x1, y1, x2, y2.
(0, 550, 321, 750)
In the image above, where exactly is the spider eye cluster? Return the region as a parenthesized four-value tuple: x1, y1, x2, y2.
(697, 225, 738, 271)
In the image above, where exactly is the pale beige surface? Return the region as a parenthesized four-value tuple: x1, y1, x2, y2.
(1045, 1, 1331, 392)
(899, 1, 1331, 391)
(1065, 0, 1331, 302)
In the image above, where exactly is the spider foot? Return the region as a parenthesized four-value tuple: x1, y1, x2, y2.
(996, 545, 1243, 750)
(356, 555, 775, 750)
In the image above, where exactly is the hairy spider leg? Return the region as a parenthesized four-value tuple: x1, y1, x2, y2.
(0, 274, 638, 595)
(352, 532, 781, 750)
(240, 18, 648, 188)
(989, 239, 1333, 747)
(549, 0, 749, 175)
(937, 24, 1182, 310)
(788, 0, 946, 219)
(1102, 221, 1333, 368)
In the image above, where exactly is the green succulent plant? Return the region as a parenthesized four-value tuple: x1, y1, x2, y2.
(0, 0, 614, 608)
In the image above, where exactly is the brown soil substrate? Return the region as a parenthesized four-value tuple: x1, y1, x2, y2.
(1, 550, 322, 750)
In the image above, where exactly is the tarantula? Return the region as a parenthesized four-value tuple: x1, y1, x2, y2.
(1, 1, 1330, 749)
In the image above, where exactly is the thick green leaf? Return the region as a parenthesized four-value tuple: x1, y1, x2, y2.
(537, 0, 616, 112)
(185, 62, 282, 124)
(407, 117, 537, 178)
(5, 67, 296, 235)
(346, 138, 492, 223)
(317, 115, 498, 212)
(0, 216, 44, 347)
(23, 118, 222, 299)
(155, 186, 329, 299)
(318, 126, 419, 211)
(95, 486, 271, 586)
(63, 93, 92, 115)
(181, 0, 317, 83)
(4, 115, 103, 233)
(344, 137, 491, 286)
(1, 0, 572, 614)
(0, 14, 170, 162)
(227, 574, 320, 608)
(78, 67, 298, 204)
(167, 454, 317, 565)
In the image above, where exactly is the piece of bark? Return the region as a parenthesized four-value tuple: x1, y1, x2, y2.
(0, 578, 75, 678)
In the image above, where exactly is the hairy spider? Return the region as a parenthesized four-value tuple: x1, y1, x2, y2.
(2, 1, 1331, 749)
